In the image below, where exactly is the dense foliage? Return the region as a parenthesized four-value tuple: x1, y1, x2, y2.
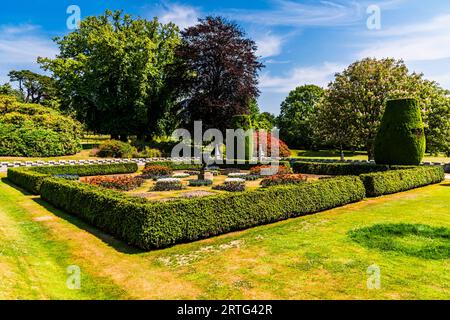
(374, 99, 426, 165)
(278, 85, 324, 149)
(314, 58, 450, 157)
(0, 94, 82, 156)
(39, 10, 181, 140)
(39, 175, 365, 249)
(175, 16, 263, 133)
(96, 140, 137, 158)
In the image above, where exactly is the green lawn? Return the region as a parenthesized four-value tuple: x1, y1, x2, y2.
(0, 173, 449, 299)
(291, 149, 450, 163)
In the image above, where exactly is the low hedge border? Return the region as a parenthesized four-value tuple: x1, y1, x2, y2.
(7, 163, 138, 194)
(360, 166, 445, 197)
(291, 161, 410, 175)
(39, 176, 365, 249)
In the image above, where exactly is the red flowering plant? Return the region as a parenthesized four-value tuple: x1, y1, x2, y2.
(249, 165, 292, 176)
(141, 165, 173, 179)
(260, 174, 307, 188)
(253, 131, 291, 158)
(85, 175, 144, 191)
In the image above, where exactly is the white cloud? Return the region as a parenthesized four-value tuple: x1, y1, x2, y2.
(157, 3, 200, 30)
(0, 24, 57, 83)
(255, 33, 284, 58)
(358, 14, 450, 62)
(259, 62, 345, 93)
(223, 0, 364, 27)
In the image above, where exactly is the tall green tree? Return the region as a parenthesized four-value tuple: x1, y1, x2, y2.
(277, 84, 324, 149)
(319, 58, 440, 159)
(7, 70, 56, 106)
(39, 10, 181, 141)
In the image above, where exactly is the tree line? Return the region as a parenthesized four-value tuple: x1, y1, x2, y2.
(1, 10, 448, 157)
(277, 58, 450, 158)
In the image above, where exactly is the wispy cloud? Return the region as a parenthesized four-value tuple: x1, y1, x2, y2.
(255, 33, 284, 58)
(156, 2, 200, 30)
(222, 0, 365, 27)
(0, 24, 57, 83)
(259, 62, 345, 93)
(358, 13, 450, 61)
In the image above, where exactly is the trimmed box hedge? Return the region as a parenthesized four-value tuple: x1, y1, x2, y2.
(7, 163, 138, 194)
(292, 162, 392, 175)
(39, 176, 365, 249)
(360, 166, 445, 197)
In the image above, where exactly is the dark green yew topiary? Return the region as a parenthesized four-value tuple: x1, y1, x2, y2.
(374, 98, 426, 165)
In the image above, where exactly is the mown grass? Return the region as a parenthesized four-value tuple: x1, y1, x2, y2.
(349, 223, 450, 260)
(0, 173, 449, 299)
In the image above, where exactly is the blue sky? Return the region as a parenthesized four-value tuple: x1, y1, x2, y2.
(1, 0, 450, 114)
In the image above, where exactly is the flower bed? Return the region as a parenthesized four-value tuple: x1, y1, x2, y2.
(261, 174, 307, 188)
(154, 178, 183, 191)
(85, 175, 144, 191)
(188, 179, 213, 187)
(39, 175, 365, 249)
(250, 164, 292, 176)
(7, 163, 138, 194)
(213, 178, 246, 192)
(141, 165, 173, 179)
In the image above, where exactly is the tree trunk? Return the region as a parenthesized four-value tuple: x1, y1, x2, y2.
(367, 142, 375, 161)
(119, 135, 128, 143)
(339, 145, 345, 161)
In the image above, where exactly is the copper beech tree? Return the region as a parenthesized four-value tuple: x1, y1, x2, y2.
(175, 16, 264, 134)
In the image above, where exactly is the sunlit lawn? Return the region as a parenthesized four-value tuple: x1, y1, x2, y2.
(0, 172, 449, 299)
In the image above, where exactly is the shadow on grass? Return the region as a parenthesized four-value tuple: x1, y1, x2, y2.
(1, 177, 33, 196)
(441, 183, 450, 187)
(31, 197, 144, 255)
(2, 177, 143, 254)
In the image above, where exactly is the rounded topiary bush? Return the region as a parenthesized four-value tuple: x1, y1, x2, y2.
(374, 98, 426, 165)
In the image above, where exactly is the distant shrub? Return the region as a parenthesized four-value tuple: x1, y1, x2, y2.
(97, 140, 136, 158)
(154, 178, 183, 191)
(133, 146, 162, 158)
(261, 174, 306, 188)
(141, 165, 173, 179)
(172, 173, 190, 178)
(85, 175, 144, 191)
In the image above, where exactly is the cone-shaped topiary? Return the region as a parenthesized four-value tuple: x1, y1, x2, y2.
(374, 98, 426, 165)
